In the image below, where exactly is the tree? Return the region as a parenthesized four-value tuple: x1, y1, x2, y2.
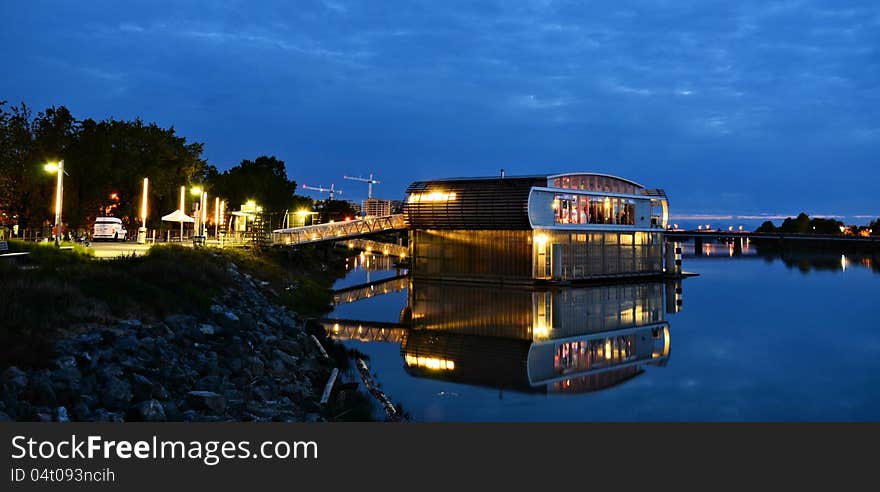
(870, 218, 879, 236)
(0, 102, 209, 232)
(809, 217, 844, 235)
(317, 199, 358, 222)
(206, 156, 300, 212)
(756, 220, 777, 233)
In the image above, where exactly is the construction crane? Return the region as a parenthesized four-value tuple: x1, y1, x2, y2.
(343, 173, 381, 199)
(301, 183, 342, 200)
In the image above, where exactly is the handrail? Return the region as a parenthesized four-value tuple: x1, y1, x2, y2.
(272, 214, 407, 246)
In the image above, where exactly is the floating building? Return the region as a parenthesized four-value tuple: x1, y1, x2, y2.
(404, 173, 670, 283)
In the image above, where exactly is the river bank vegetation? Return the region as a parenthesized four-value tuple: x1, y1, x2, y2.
(0, 243, 377, 421)
(755, 212, 878, 236)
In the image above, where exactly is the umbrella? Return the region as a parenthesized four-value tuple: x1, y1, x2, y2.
(161, 209, 195, 223)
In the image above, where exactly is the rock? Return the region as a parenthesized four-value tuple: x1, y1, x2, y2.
(198, 324, 218, 336)
(164, 314, 197, 331)
(212, 307, 240, 331)
(55, 355, 77, 369)
(131, 374, 170, 401)
(79, 394, 100, 410)
(52, 367, 82, 384)
(277, 339, 302, 355)
(162, 401, 183, 422)
(72, 401, 91, 420)
(187, 391, 226, 414)
(100, 377, 132, 410)
(2, 366, 28, 389)
(30, 373, 57, 407)
(134, 400, 166, 422)
(246, 356, 265, 377)
(56, 406, 70, 422)
(92, 409, 125, 422)
(195, 375, 223, 393)
(273, 349, 299, 367)
(120, 319, 143, 328)
(114, 335, 139, 352)
(73, 332, 103, 346)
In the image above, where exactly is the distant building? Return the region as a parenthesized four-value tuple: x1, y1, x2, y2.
(404, 172, 670, 282)
(362, 198, 392, 217)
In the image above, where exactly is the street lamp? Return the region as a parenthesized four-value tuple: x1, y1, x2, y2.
(179, 186, 186, 240)
(296, 209, 313, 227)
(138, 177, 149, 244)
(214, 196, 220, 238)
(189, 187, 207, 240)
(44, 160, 67, 248)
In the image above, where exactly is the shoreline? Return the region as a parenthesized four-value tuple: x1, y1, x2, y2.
(0, 244, 377, 422)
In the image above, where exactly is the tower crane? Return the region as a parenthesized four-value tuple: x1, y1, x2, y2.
(301, 183, 342, 200)
(343, 173, 381, 199)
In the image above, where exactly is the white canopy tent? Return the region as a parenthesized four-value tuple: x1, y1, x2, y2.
(161, 209, 195, 242)
(161, 210, 195, 223)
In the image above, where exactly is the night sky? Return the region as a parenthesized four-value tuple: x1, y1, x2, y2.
(2, 0, 878, 221)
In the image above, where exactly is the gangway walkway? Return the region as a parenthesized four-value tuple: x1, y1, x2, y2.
(272, 214, 407, 247)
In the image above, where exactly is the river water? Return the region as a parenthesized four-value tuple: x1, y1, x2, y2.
(328, 244, 880, 421)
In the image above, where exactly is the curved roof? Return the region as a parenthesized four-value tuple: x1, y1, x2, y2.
(546, 172, 645, 189)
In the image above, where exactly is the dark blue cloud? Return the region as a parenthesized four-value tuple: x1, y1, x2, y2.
(1, 0, 878, 215)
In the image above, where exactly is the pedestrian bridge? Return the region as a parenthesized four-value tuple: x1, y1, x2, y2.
(272, 214, 407, 248)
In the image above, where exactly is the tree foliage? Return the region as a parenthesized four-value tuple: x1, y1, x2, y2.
(0, 102, 208, 232)
(206, 156, 306, 213)
(755, 213, 845, 235)
(317, 199, 359, 222)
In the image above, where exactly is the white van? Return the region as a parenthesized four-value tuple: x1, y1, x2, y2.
(93, 217, 127, 241)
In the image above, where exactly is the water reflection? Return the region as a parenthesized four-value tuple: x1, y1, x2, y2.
(682, 240, 880, 275)
(327, 279, 682, 394)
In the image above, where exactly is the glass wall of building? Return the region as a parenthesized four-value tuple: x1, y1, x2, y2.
(551, 174, 641, 194)
(534, 230, 663, 280)
(553, 193, 636, 226)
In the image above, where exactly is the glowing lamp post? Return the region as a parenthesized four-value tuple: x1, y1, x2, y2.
(44, 160, 67, 248)
(179, 186, 186, 240)
(214, 197, 220, 238)
(190, 187, 207, 242)
(137, 177, 149, 244)
(296, 209, 314, 227)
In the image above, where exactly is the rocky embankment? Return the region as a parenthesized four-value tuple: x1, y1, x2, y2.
(0, 262, 334, 422)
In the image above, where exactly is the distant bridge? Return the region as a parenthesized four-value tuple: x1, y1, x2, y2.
(272, 214, 407, 247)
(666, 230, 880, 254)
(666, 230, 880, 244)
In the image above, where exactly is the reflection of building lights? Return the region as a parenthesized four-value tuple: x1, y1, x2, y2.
(532, 323, 550, 339)
(841, 254, 847, 272)
(404, 355, 455, 371)
(604, 340, 612, 360)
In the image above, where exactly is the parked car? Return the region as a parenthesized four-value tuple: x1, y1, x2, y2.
(92, 217, 127, 241)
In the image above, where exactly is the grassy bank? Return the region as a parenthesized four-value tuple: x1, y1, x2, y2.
(0, 241, 348, 367)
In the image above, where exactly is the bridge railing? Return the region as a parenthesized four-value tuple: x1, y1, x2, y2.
(272, 214, 407, 246)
